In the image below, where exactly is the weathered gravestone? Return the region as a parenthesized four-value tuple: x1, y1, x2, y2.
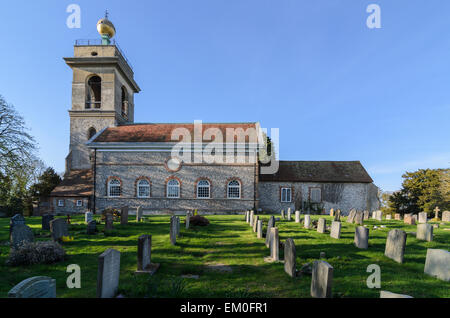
(284, 238, 296, 277)
(304, 215, 311, 229)
(85, 211, 93, 224)
(354, 226, 369, 249)
(253, 216, 259, 233)
(170, 216, 177, 245)
(10, 225, 34, 249)
(120, 207, 129, 225)
(386, 215, 392, 220)
(245, 211, 250, 223)
(42, 214, 54, 231)
(380, 291, 413, 298)
(269, 227, 279, 262)
(87, 220, 97, 235)
(395, 213, 402, 221)
(424, 249, 450, 282)
(354, 211, 364, 225)
(329, 208, 334, 217)
(287, 208, 292, 221)
(105, 213, 114, 231)
(404, 214, 415, 225)
(280, 210, 285, 220)
(317, 218, 326, 234)
(372, 211, 377, 219)
(376, 210, 383, 221)
(176, 216, 181, 237)
(417, 223, 433, 242)
(363, 211, 370, 221)
(442, 211, 450, 222)
(265, 216, 276, 247)
(257, 220, 263, 239)
(249, 210, 255, 227)
(50, 218, 69, 242)
(8, 276, 56, 298)
(311, 260, 333, 298)
(136, 206, 143, 222)
(330, 221, 341, 239)
(136, 235, 160, 275)
(295, 211, 301, 223)
(10, 214, 26, 238)
(385, 229, 407, 263)
(97, 248, 121, 298)
(418, 212, 427, 224)
(347, 209, 356, 223)
(334, 210, 341, 222)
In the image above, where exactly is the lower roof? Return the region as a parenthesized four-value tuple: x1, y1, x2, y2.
(50, 169, 93, 197)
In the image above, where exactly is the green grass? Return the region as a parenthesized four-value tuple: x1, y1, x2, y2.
(0, 215, 449, 298)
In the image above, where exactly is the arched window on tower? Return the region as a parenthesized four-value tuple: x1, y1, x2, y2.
(86, 75, 102, 109)
(87, 127, 97, 140)
(121, 86, 129, 119)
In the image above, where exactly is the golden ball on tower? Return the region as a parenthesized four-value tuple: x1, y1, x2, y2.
(97, 18, 116, 38)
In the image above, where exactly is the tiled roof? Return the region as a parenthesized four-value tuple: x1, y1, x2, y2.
(92, 123, 258, 143)
(50, 169, 93, 197)
(259, 161, 373, 183)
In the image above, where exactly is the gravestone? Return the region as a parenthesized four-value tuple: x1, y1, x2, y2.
(354, 211, 364, 225)
(42, 214, 54, 231)
(105, 213, 114, 231)
(97, 248, 121, 298)
(287, 208, 292, 221)
(354, 226, 369, 249)
(170, 216, 177, 245)
(284, 238, 296, 277)
(269, 227, 279, 261)
(10, 214, 26, 237)
(85, 212, 93, 224)
(265, 216, 276, 247)
(257, 220, 263, 239)
(334, 210, 341, 222)
(249, 210, 255, 227)
(330, 221, 341, 239)
(329, 208, 334, 217)
(186, 212, 191, 229)
(295, 211, 301, 223)
(363, 211, 369, 221)
(87, 220, 97, 235)
(372, 211, 376, 219)
(380, 291, 413, 298)
(433, 206, 440, 220)
(311, 261, 333, 298)
(417, 223, 433, 242)
(136, 206, 143, 222)
(347, 209, 356, 223)
(386, 215, 392, 220)
(50, 218, 69, 241)
(136, 235, 160, 275)
(280, 210, 285, 220)
(404, 214, 415, 225)
(176, 216, 181, 237)
(245, 211, 250, 223)
(376, 210, 383, 221)
(395, 213, 401, 221)
(253, 216, 259, 233)
(424, 249, 450, 282)
(385, 229, 407, 263)
(8, 276, 56, 298)
(442, 211, 450, 222)
(317, 218, 326, 234)
(10, 225, 34, 249)
(120, 207, 129, 225)
(418, 212, 427, 224)
(304, 215, 311, 229)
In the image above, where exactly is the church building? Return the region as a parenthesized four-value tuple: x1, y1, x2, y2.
(49, 16, 380, 215)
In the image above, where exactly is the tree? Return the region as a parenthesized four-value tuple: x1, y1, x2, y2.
(30, 167, 62, 199)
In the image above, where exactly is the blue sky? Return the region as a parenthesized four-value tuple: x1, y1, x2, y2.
(0, 0, 449, 191)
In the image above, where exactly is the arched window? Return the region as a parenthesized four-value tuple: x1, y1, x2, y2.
(227, 180, 241, 199)
(197, 180, 210, 199)
(121, 86, 128, 118)
(88, 127, 97, 140)
(167, 179, 180, 198)
(108, 179, 121, 197)
(86, 75, 102, 109)
(137, 179, 150, 198)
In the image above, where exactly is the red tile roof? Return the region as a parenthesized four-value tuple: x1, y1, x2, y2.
(50, 169, 93, 197)
(92, 123, 258, 143)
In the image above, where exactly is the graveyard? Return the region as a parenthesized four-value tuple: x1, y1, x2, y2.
(1, 212, 449, 298)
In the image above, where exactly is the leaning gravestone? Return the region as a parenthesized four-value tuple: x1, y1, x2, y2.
(257, 220, 263, 239)
(10, 225, 34, 249)
(311, 261, 333, 298)
(295, 211, 300, 223)
(304, 215, 311, 229)
(354, 211, 364, 225)
(417, 223, 433, 242)
(354, 226, 369, 249)
(347, 209, 356, 223)
(10, 214, 26, 237)
(87, 220, 97, 235)
(120, 207, 129, 225)
(424, 249, 450, 282)
(385, 229, 407, 263)
(97, 248, 121, 298)
(136, 235, 160, 275)
(287, 208, 292, 221)
(265, 216, 276, 247)
(317, 218, 326, 234)
(442, 211, 450, 222)
(8, 276, 56, 298)
(136, 206, 143, 222)
(42, 214, 54, 231)
(50, 218, 69, 242)
(105, 213, 114, 231)
(85, 212, 93, 224)
(418, 212, 427, 224)
(330, 221, 341, 239)
(170, 216, 177, 245)
(284, 238, 296, 277)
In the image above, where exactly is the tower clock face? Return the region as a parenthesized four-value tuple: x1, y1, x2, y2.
(166, 157, 182, 172)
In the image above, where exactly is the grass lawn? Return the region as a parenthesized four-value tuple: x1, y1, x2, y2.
(0, 214, 449, 298)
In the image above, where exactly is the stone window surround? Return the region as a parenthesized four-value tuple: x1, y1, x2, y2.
(106, 176, 123, 197)
(58, 199, 65, 207)
(308, 186, 323, 203)
(195, 177, 212, 199)
(76, 200, 83, 207)
(134, 176, 152, 198)
(226, 177, 243, 199)
(165, 176, 182, 198)
(279, 186, 294, 203)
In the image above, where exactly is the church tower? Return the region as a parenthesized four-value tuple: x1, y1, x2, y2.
(63, 13, 140, 171)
